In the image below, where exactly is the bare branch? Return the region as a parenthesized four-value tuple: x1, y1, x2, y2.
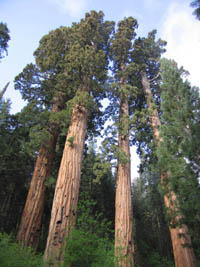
(149, 72, 160, 83)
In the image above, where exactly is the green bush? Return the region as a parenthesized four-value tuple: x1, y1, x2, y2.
(64, 228, 115, 267)
(63, 195, 116, 267)
(0, 233, 43, 267)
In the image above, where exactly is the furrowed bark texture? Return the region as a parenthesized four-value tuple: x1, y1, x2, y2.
(115, 91, 134, 267)
(141, 71, 196, 267)
(17, 95, 65, 249)
(44, 103, 88, 266)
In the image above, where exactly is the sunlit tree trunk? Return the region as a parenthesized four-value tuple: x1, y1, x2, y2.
(44, 92, 88, 266)
(141, 71, 196, 267)
(115, 78, 134, 267)
(17, 94, 65, 249)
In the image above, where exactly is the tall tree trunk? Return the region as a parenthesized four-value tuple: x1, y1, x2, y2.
(44, 95, 88, 266)
(115, 86, 134, 266)
(16, 94, 65, 250)
(141, 71, 196, 267)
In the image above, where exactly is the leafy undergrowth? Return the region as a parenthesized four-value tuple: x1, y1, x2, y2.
(64, 228, 116, 267)
(0, 233, 43, 267)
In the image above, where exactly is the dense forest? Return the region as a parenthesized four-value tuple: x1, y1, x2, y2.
(0, 7, 200, 267)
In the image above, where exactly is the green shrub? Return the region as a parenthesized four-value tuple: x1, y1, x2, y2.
(63, 195, 116, 267)
(64, 228, 115, 267)
(0, 233, 43, 267)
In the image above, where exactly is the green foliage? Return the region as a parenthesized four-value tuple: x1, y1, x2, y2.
(67, 91, 94, 113)
(109, 16, 139, 104)
(93, 159, 111, 184)
(117, 149, 129, 164)
(0, 22, 10, 60)
(147, 251, 174, 267)
(35, 10, 114, 99)
(45, 176, 56, 188)
(20, 106, 51, 154)
(14, 63, 53, 106)
(63, 146, 116, 266)
(190, 0, 200, 20)
(132, 30, 166, 75)
(133, 171, 174, 267)
(0, 233, 42, 267)
(67, 136, 75, 147)
(0, 100, 36, 232)
(79, 145, 115, 226)
(110, 17, 138, 70)
(130, 30, 167, 165)
(118, 113, 130, 136)
(64, 190, 115, 267)
(76, 194, 113, 237)
(158, 58, 200, 259)
(64, 229, 115, 267)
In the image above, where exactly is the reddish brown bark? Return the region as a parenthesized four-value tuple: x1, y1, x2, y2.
(115, 86, 134, 266)
(141, 71, 196, 267)
(16, 94, 65, 249)
(163, 192, 196, 267)
(44, 99, 88, 266)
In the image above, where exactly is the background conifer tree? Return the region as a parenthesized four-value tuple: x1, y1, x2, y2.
(158, 58, 200, 263)
(132, 32, 197, 267)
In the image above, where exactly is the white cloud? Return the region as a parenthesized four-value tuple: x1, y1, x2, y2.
(161, 2, 200, 87)
(49, 0, 91, 18)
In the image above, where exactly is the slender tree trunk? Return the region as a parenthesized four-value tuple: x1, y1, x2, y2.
(115, 83, 134, 266)
(0, 82, 9, 100)
(44, 94, 88, 266)
(16, 94, 65, 250)
(141, 71, 196, 267)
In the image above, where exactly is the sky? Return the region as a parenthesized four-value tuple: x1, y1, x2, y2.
(0, 0, 199, 178)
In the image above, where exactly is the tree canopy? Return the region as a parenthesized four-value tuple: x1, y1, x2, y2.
(0, 22, 10, 60)
(190, 0, 200, 20)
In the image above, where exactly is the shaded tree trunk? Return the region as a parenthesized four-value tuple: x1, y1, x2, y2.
(16, 94, 65, 250)
(44, 94, 88, 266)
(141, 71, 196, 267)
(115, 86, 134, 266)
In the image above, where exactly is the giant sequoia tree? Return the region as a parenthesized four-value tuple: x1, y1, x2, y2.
(109, 17, 138, 266)
(15, 27, 75, 250)
(44, 11, 114, 265)
(132, 32, 197, 267)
